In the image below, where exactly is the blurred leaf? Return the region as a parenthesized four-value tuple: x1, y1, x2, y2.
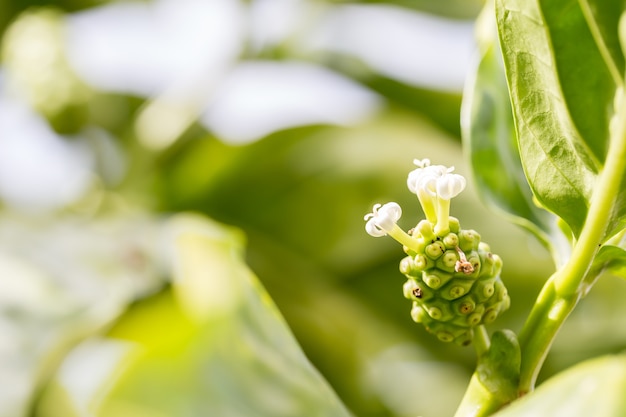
(1, 7, 93, 134)
(330, 0, 483, 19)
(493, 354, 626, 417)
(590, 245, 626, 279)
(0, 0, 101, 38)
(245, 231, 477, 417)
(155, 116, 495, 416)
(157, 111, 475, 275)
(365, 76, 462, 137)
(154, 111, 556, 416)
(167, 213, 249, 322)
(462, 5, 570, 266)
(495, 0, 620, 238)
(36, 214, 352, 417)
(0, 213, 164, 417)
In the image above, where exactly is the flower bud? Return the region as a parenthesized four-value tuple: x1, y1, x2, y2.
(437, 250, 459, 272)
(448, 217, 460, 233)
(459, 230, 480, 252)
(442, 233, 459, 249)
(416, 219, 435, 241)
(425, 241, 446, 260)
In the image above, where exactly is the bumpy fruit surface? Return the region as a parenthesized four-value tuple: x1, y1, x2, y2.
(400, 217, 510, 346)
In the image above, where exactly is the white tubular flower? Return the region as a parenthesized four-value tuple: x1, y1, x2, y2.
(408, 160, 455, 223)
(437, 172, 466, 200)
(407, 158, 431, 193)
(364, 202, 421, 251)
(407, 159, 448, 193)
(364, 202, 402, 237)
(406, 158, 467, 236)
(369, 159, 466, 244)
(434, 168, 466, 236)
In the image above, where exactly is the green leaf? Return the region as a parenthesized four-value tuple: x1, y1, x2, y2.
(493, 354, 626, 416)
(453, 330, 521, 417)
(578, 0, 625, 82)
(35, 214, 352, 417)
(586, 230, 626, 281)
(496, 0, 619, 238)
(462, 5, 570, 265)
(591, 245, 626, 279)
(476, 330, 520, 400)
(538, 0, 618, 162)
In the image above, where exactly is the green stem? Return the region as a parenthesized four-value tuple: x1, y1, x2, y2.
(453, 373, 499, 417)
(434, 198, 451, 236)
(387, 224, 422, 253)
(473, 325, 491, 357)
(517, 280, 578, 394)
(518, 89, 626, 393)
(417, 190, 438, 224)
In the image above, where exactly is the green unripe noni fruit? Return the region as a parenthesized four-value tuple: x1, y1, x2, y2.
(401, 223, 509, 346)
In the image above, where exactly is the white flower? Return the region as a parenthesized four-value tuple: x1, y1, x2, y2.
(407, 160, 455, 196)
(407, 167, 434, 195)
(406, 158, 467, 236)
(436, 172, 466, 200)
(407, 159, 432, 194)
(364, 202, 402, 237)
(364, 202, 422, 251)
(365, 159, 467, 244)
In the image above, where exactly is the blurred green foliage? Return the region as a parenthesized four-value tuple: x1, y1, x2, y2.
(493, 354, 626, 417)
(1, 1, 625, 417)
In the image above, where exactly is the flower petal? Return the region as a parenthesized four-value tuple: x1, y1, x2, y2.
(436, 173, 466, 200)
(365, 219, 387, 237)
(364, 202, 402, 236)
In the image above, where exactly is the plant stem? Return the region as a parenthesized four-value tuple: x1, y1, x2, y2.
(451, 327, 492, 417)
(473, 325, 490, 357)
(517, 89, 626, 394)
(453, 373, 498, 417)
(454, 324, 490, 417)
(516, 280, 577, 394)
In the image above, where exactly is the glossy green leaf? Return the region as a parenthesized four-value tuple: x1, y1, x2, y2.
(539, 0, 617, 162)
(493, 354, 626, 416)
(462, 6, 570, 265)
(495, 0, 619, 238)
(35, 214, 352, 417)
